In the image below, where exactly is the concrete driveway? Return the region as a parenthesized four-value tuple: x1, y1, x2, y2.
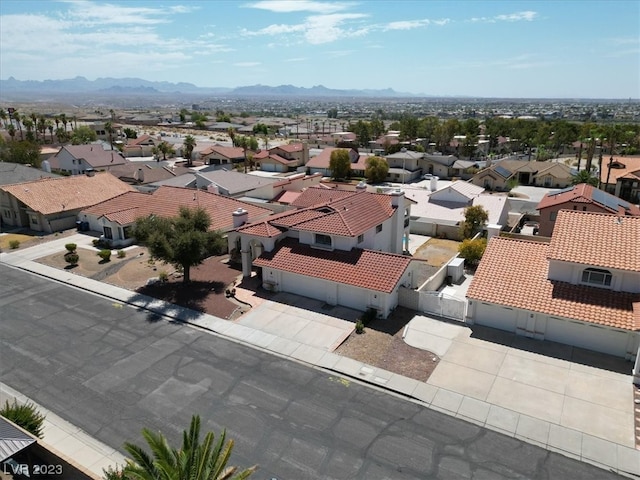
(405, 315, 634, 450)
(237, 292, 358, 352)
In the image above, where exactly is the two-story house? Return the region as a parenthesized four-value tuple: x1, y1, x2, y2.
(227, 187, 415, 318)
(49, 145, 128, 175)
(466, 210, 640, 359)
(385, 150, 424, 183)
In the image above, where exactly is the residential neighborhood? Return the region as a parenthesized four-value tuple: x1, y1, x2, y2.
(1, 93, 640, 479)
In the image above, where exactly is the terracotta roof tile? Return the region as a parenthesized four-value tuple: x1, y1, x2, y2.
(290, 186, 355, 208)
(254, 239, 411, 293)
(537, 183, 640, 215)
(467, 237, 640, 331)
(1, 172, 135, 215)
(548, 210, 640, 271)
(83, 186, 273, 231)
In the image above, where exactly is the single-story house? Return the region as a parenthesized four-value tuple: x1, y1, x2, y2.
(306, 147, 369, 177)
(199, 145, 247, 166)
(80, 185, 274, 247)
(599, 156, 640, 203)
(471, 160, 573, 191)
(0, 172, 134, 233)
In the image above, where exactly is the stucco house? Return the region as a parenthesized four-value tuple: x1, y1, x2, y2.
(420, 154, 458, 179)
(600, 156, 640, 203)
(536, 183, 640, 236)
(406, 181, 509, 239)
(466, 210, 640, 359)
(122, 134, 164, 157)
(199, 145, 246, 166)
(385, 150, 424, 183)
(0, 172, 134, 233)
(471, 160, 573, 191)
(306, 147, 369, 177)
(80, 185, 273, 247)
(49, 144, 128, 175)
(227, 188, 415, 318)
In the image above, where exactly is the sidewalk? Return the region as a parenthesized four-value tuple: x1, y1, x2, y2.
(1, 240, 639, 478)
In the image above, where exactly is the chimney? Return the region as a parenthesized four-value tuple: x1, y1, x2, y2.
(136, 168, 144, 183)
(207, 184, 219, 194)
(356, 181, 367, 192)
(232, 208, 249, 228)
(302, 141, 309, 165)
(390, 188, 404, 207)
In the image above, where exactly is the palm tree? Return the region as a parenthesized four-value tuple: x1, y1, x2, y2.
(156, 141, 175, 161)
(121, 415, 256, 480)
(183, 135, 196, 166)
(46, 120, 54, 144)
(227, 127, 236, 146)
(7, 124, 16, 141)
(0, 109, 7, 128)
(60, 113, 68, 132)
(13, 111, 23, 140)
(238, 135, 249, 173)
(105, 121, 115, 150)
(23, 118, 35, 141)
(30, 113, 38, 141)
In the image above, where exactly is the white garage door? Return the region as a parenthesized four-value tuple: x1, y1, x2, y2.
(475, 303, 517, 332)
(280, 271, 324, 303)
(545, 317, 628, 357)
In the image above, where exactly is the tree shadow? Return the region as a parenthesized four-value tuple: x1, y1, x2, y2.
(137, 279, 227, 313)
(64, 264, 78, 270)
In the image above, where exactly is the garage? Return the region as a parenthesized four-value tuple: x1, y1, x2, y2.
(280, 271, 324, 303)
(475, 302, 517, 332)
(545, 316, 629, 357)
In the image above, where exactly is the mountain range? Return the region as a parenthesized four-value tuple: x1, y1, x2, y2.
(0, 76, 418, 98)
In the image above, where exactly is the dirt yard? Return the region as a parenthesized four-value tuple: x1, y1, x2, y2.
(335, 307, 439, 382)
(413, 238, 461, 266)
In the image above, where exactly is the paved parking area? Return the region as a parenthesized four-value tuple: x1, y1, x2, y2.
(406, 315, 634, 449)
(237, 292, 359, 352)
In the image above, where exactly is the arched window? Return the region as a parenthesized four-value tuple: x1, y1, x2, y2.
(581, 268, 612, 287)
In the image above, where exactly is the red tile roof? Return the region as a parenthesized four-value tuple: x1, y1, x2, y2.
(1, 172, 135, 215)
(273, 143, 303, 153)
(290, 186, 355, 208)
(83, 186, 273, 231)
(537, 183, 640, 215)
(467, 237, 640, 331)
(254, 239, 411, 293)
(199, 145, 245, 159)
(548, 210, 640, 271)
(600, 156, 640, 185)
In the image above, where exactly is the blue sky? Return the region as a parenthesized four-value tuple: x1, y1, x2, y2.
(1, 0, 638, 98)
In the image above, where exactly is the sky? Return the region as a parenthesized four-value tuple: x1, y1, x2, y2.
(0, 0, 638, 99)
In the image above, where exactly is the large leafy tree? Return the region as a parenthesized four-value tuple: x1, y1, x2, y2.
(120, 414, 256, 480)
(459, 205, 489, 239)
(0, 140, 41, 167)
(71, 125, 98, 144)
(133, 207, 225, 284)
(329, 149, 351, 180)
(365, 156, 389, 183)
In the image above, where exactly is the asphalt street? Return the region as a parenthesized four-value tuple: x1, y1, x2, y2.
(0, 264, 623, 479)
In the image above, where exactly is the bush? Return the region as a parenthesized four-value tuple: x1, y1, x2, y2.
(458, 238, 487, 265)
(0, 400, 46, 438)
(158, 270, 169, 282)
(9, 240, 20, 249)
(92, 239, 100, 247)
(355, 320, 365, 334)
(65, 243, 77, 253)
(98, 249, 112, 262)
(64, 252, 79, 266)
(117, 250, 126, 258)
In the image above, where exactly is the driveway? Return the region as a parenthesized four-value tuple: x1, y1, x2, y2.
(237, 292, 358, 352)
(405, 315, 634, 450)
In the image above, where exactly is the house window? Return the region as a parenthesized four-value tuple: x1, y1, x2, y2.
(550, 211, 557, 221)
(30, 216, 38, 225)
(315, 234, 331, 246)
(581, 268, 612, 287)
(123, 226, 133, 239)
(103, 226, 113, 239)
(357, 234, 364, 243)
(376, 224, 383, 233)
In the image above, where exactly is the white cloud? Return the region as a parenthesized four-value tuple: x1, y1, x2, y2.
(234, 62, 261, 67)
(245, 1, 350, 14)
(470, 11, 538, 23)
(385, 19, 431, 31)
(284, 57, 307, 62)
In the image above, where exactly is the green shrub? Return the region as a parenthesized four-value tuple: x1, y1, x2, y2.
(64, 252, 79, 266)
(117, 250, 126, 258)
(458, 238, 488, 265)
(98, 249, 112, 262)
(158, 270, 169, 282)
(65, 243, 77, 253)
(92, 239, 100, 247)
(9, 240, 20, 249)
(0, 400, 46, 438)
(355, 320, 365, 334)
